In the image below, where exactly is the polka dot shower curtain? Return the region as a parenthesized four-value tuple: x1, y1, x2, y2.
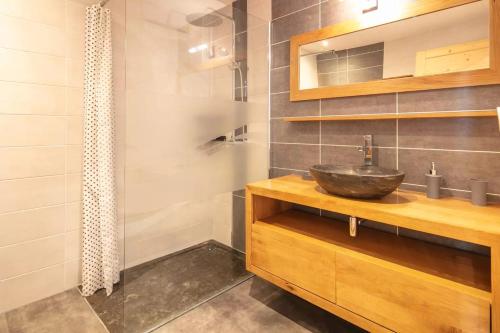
(81, 4, 119, 297)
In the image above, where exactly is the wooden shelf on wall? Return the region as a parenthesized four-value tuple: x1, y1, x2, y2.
(282, 109, 499, 122)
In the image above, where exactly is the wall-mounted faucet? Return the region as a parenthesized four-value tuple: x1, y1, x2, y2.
(357, 135, 373, 166)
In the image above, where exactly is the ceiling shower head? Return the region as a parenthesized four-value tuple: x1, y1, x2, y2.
(186, 13, 224, 27)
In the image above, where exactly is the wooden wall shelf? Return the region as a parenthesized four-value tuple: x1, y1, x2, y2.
(282, 109, 498, 122)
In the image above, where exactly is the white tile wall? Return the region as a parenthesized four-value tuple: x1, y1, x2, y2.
(0, 0, 126, 313)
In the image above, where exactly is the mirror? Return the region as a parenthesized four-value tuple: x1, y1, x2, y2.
(293, 0, 497, 98)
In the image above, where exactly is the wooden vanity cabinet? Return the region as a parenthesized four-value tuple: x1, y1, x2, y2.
(336, 252, 490, 333)
(246, 176, 500, 333)
(251, 220, 336, 302)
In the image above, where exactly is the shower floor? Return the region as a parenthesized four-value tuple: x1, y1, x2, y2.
(1, 240, 364, 333)
(85, 241, 252, 333)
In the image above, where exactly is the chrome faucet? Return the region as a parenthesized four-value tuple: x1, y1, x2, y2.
(357, 135, 373, 166)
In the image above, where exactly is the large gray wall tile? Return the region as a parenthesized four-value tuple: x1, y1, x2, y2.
(272, 5, 319, 43)
(270, 66, 290, 93)
(320, 0, 358, 27)
(321, 120, 396, 147)
(321, 145, 397, 169)
(398, 86, 500, 113)
(271, 119, 320, 143)
(399, 118, 500, 151)
(271, 93, 320, 117)
(232, 196, 246, 252)
(398, 149, 500, 193)
(271, 41, 290, 68)
(321, 94, 396, 115)
(270, 167, 308, 178)
(271, 143, 320, 170)
(272, 0, 319, 19)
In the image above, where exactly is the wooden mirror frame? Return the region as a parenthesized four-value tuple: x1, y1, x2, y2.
(290, 0, 500, 101)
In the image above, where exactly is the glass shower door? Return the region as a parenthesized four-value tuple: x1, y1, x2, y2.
(122, 0, 269, 331)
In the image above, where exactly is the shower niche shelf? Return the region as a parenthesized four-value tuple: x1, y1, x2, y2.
(282, 108, 499, 122)
(245, 175, 500, 333)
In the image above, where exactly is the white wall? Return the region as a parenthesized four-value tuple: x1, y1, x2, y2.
(0, 0, 126, 313)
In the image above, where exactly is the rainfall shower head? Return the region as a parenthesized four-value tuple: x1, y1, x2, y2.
(186, 13, 224, 27)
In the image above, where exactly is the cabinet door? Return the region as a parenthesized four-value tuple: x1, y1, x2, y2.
(251, 221, 335, 302)
(336, 252, 490, 333)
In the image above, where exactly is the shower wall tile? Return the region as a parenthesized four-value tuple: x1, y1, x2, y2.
(66, 145, 83, 174)
(0, 176, 65, 214)
(64, 258, 82, 290)
(0, 147, 66, 180)
(0, 15, 65, 56)
(65, 87, 84, 115)
(0, 264, 66, 314)
(0, 49, 65, 85)
(0, 0, 65, 28)
(0, 115, 66, 147)
(66, 116, 84, 145)
(0, 235, 65, 280)
(64, 230, 82, 261)
(0, 82, 66, 116)
(66, 173, 82, 203)
(0, 206, 66, 247)
(66, 202, 82, 232)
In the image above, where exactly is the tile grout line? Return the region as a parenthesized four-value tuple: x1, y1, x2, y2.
(270, 142, 500, 154)
(271, 3, 320, 23)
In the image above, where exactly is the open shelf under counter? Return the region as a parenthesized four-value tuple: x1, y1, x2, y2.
(282, 109, 499, 122)
(257, 209, 491, 294)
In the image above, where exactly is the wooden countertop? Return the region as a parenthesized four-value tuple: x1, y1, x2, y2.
(246, 175, 500, 246)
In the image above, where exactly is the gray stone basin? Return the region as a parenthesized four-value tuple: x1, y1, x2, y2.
(309, 164, 405, 199)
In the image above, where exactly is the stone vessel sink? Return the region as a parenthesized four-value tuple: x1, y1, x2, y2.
(309, 164, 405, 199)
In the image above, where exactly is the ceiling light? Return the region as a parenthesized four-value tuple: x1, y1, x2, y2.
(362, 0, 378, 13)
(321, 40, 329, 47)
(188, 43, 208, 54)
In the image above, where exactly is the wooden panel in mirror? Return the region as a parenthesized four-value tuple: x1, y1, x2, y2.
(290, 0, 500, 101)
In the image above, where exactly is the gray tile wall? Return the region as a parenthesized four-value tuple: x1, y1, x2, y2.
(270, 0, 500, 203)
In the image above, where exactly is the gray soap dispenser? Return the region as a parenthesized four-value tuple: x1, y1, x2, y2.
(425, 162, 442, 199)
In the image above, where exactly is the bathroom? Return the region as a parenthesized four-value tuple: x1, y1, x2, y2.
(1, 0, 500, 332)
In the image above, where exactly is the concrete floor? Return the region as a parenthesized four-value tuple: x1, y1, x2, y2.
(0, 241, 365, 333)
(0, 289, 107, 333)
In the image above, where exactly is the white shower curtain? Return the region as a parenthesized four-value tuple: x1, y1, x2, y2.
(81, 4, 119, 296)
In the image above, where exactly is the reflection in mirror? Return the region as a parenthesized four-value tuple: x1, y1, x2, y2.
(299, 0, 490, 90)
